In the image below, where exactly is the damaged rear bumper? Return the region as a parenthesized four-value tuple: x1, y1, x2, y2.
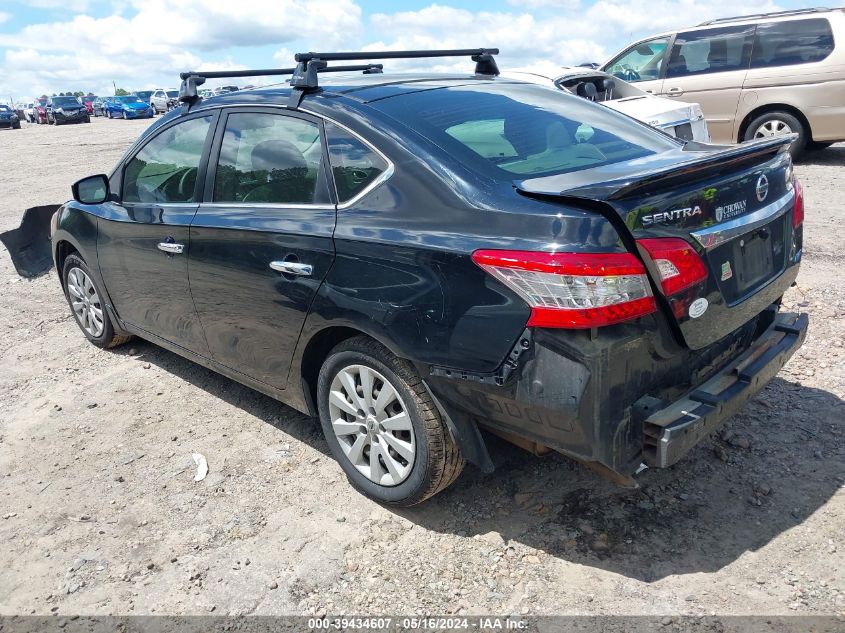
(640, 311, 808, 468)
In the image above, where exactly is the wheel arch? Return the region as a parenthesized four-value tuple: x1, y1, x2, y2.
(297, 325, 404, 418)
(295, 323, 494, 473)
(54, 238, 80, 277)
(737, 103, 812, 143)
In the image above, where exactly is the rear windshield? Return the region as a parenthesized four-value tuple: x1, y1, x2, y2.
(166, 90, 178, 98)
(376, 83, 678, 180)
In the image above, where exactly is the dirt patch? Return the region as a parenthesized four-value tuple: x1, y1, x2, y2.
(0, 120, 842, 616)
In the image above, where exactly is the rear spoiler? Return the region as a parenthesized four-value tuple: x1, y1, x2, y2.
(515, 136, 795, 202)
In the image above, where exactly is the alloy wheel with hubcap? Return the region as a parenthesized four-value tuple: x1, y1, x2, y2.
(66, 267, 105, 338)
(753, 119, 793, 138)
(328, 364, 416, 486)
(317, 336, 465, 506)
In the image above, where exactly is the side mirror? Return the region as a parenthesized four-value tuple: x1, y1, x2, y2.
(72, 174, 110, 205)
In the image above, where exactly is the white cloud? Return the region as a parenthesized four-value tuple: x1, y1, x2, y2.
(0, 0, 362, 98)
(0, 11, 11, 24)
(0, 0, 786, 98)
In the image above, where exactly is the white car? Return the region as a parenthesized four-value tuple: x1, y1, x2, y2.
(503, 68, 710, 143)
(23, 102, 36, 123)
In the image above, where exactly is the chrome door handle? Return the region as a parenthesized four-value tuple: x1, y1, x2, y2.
(666, 87, 684, 96)
(270, 261, 313, 276)
(157, 242, 184, 254)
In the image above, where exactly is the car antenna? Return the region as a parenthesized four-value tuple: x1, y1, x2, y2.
(287, 48, 500, 108)
(177, 64, 385, 112)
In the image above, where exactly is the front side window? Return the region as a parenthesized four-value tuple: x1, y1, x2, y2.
(666, 26, 754, 78)
(213, 112, 322, 204)
(751, 18, 834, 68)
(604, 37, 669, 82)
(376, 83, 678, 180)
(325, 122, 389, 202)
(123, 115, 212, 203)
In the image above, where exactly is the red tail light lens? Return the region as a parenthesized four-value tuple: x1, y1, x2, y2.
(792, 178, 804, 228)
(471, 250, 656, 329)
(637, 238, 708, 296)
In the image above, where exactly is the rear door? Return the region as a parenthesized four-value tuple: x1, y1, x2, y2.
(188, 108, 336, 390)
(660, 25, 755, 143)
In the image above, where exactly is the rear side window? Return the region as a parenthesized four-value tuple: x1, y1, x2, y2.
(213, 112, 322, 204)
(666, 25, 754, 78)
(123, 115, 212, 203)
(751, 19, 835, 68)
(376, 83, 678, 180)
(325, 122, 389, 202)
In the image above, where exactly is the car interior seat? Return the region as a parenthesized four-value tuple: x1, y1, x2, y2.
(244, 139, 314, 203)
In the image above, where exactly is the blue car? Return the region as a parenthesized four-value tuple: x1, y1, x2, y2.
(104, 95, 154, 119)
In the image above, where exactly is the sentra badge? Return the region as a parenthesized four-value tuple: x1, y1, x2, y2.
(642, 205, 702, 226)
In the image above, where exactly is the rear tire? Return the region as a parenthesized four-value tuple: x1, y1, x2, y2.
(743, 110, 807, 158)
(62, 254, 132, 350)
(317, 336, 464, 506)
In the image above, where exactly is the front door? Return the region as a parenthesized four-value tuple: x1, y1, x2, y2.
(659, 25, 755, 143)
(188, 109, 336, 389)
(96, 113, 216, 354)
(602, 36, 671, 95)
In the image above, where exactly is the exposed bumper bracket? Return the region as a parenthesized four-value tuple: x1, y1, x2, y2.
(639, 311, 808, 469)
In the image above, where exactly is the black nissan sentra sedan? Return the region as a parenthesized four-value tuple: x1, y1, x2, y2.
(34, 50, 806, 505)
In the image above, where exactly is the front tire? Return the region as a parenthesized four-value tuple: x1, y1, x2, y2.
(317, 336, 464, 506)
(62, 254, 131, 349)
(743, 110, 807, 158)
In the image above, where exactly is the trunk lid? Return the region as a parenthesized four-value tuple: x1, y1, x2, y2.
(515, 137, 799, 349)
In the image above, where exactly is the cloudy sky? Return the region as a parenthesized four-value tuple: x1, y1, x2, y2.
(0, 0, 805, 100)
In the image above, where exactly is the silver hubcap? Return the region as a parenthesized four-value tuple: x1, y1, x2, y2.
(328, 364, 415, 486)
(754, 119, 793, 138)
(67, 267, 104, 337)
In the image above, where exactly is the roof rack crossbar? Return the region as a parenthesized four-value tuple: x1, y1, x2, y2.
(294, 48, 500, 64)
(292, 48, 500, 77)
(178, 64, 384, 108)
(697, 7, 830, 26)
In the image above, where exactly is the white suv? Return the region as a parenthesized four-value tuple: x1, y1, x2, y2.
(150, 89, 180, 113)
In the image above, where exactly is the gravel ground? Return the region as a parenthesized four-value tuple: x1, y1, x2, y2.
(0, 118, 842, 618)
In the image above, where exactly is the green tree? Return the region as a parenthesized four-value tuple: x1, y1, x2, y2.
(114, 88, 130, 96)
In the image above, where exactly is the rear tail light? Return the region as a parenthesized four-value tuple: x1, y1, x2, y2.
(637, 238, 708, 296)
(792, 178, 804, 228)
(471, 250, 656, 329)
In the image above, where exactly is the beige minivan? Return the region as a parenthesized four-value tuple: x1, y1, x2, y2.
(600, 7, 845, 155)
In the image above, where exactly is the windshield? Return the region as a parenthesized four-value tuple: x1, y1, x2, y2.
(0, 105, 11, 112)
(166, 90, 178, 98)
(135, 91, 153, 99)
(82, 96, 97, 103)
(118, 96, 143, 104)
(53, 97, 81, 106)
(376, 83, 678, 180)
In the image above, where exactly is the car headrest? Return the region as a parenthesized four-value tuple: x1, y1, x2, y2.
(576, 82, 598, 100)
(251, 139, 307, 175)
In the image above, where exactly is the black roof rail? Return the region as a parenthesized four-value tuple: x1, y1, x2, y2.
(697, 7, 830, 26)
(179, 48, 500, 110)
(286, 48, 499, 108)
(178, 64, 384, 109)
